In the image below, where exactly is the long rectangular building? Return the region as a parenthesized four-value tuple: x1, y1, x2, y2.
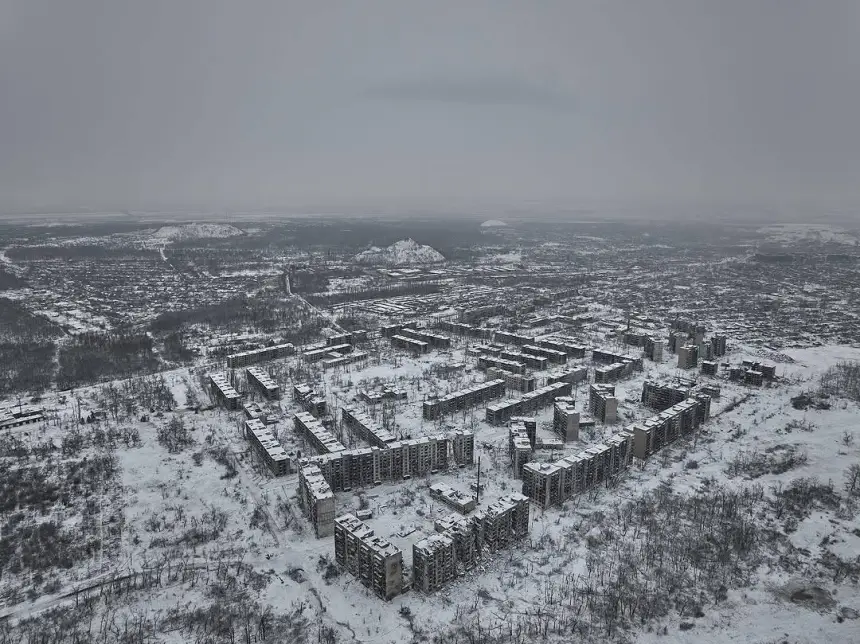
(303, 343, 353, 363)
(226, 343, 295, 369)
(500, 350, 548, 370)
(342, 407, 397, 448)
(245, 418, 289, 476)
(334, 514, 403, 600)
(477, 354, 527, 375)
(589, 384, 618, 423)
(521, 344, 567, 365)
(632, 396, 710, 460)
(522, 432, 634, 508)
(391, 334, 429, 354)
(209, 373, 241, 410)
(298, 464, 335, 537)
(246, 366, 280, 399)
(414, 494, 529, 593)
(485, 381, 572, 425)
(641, 380, 690, 411)
(397, 327, 451, 349)
(294, 411, 345, 454)
(423, 379, 505, 420)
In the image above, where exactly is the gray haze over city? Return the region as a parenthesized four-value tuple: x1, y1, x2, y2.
(2, 0, 860, 217)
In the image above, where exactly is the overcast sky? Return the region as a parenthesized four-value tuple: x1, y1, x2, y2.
(1, 1, 859, 214)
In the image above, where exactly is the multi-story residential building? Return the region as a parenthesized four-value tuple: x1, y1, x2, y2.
(293, 383, 327, 417)
(478, 354, 527, 375)
(397, 327, 452, 349)
(391, 334, 429, 354)
(677, 344, 699, 370)
(521, 344, 567, 365)
(245, 418, 289, 476)
(342, 407, 397, 448)
(429, 482, 476, 513)
(553, 397, 580, 441)
(303, 343, 353, 363)
(508, 422, 533, 479)
(641, 380, 690, 411)
(500, 350, 548, 370)
(631, 397, 708, 459)
(423, 380, 505, 420)
(413, 534, 456, 593)
(545, 366, 588, 386)
(522, 431, 634, 509)
(298, 464, 335, 537)
(246, 366, 280, 399)
(226, 343, 295, 369)
(485, 381, 572, 425)
(334, 514, 402, 600)
(294, 411, 345, 454)
(209, 373, 241, 410)
(589, 384, 618, 423)
(451, 430, 475, 466)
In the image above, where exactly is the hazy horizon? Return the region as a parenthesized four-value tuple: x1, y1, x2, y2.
(2, 1, 860, 216)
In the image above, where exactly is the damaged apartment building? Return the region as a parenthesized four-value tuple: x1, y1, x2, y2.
(413, 494, 530, 593)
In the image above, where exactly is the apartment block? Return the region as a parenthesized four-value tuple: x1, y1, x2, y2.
(545, 366, 588, 386)
(589, 384, 618, 423)
(246, 366, 280, 399)
(521, 431, 634, 509)
(301, 433, 454, 493)
(429, 482, 476, 513)
(521, 344, 568, 365)
(413, 534, 456, 593)
(677, 344, 699, 370)
(297, 464, 335, 537)
(397, 327, 452, 349)
(508, 422, 533, 479)
(478, 354, 527, 375)
(742, 360, 776, 380)
(500, 350, 548, 370)
(510, 416, 537, 446)
(592, 349, 644, 371)
(208, 373, 241, 410)
(492, 330, 535, 346)
(451, 430, 475, 466)
(391, 334, 429, 354)
(486, 367, 536, 393)
(322, 351, 369, 370)
(593, 361, 633, 384)
(711, 334, 728, 357)
(294, 411, 345, 454)
(334, 514, 402, 600)
(293, 383, 327, 417)
(342, 407, 397, 448)
(632, 397, 705, 460)
(553, 397, 580, 442)
(245, 418, 289, 476)
(226, 342, 295, 369)
(536, 337, 587, 358)
(485, 381, 572, 425)
(701, 360, 718, 376)
(641, 380, 690, 411)
(422, 379, 505, 420)
(303, 342, 353, 363)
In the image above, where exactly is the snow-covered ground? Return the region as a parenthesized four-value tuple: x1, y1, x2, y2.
(1, 340, 858, 643)
(354, 239, 445, 265)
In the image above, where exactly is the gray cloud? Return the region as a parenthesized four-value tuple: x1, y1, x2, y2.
(1, 1, 859, 214)
(366, 76, 575, 110)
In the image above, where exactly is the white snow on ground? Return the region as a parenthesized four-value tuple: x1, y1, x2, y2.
(149, 223, 245, 242)
(480, 219, 508, 227)
(1, 341, 859, 643)
(354, 239, 445, 265)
